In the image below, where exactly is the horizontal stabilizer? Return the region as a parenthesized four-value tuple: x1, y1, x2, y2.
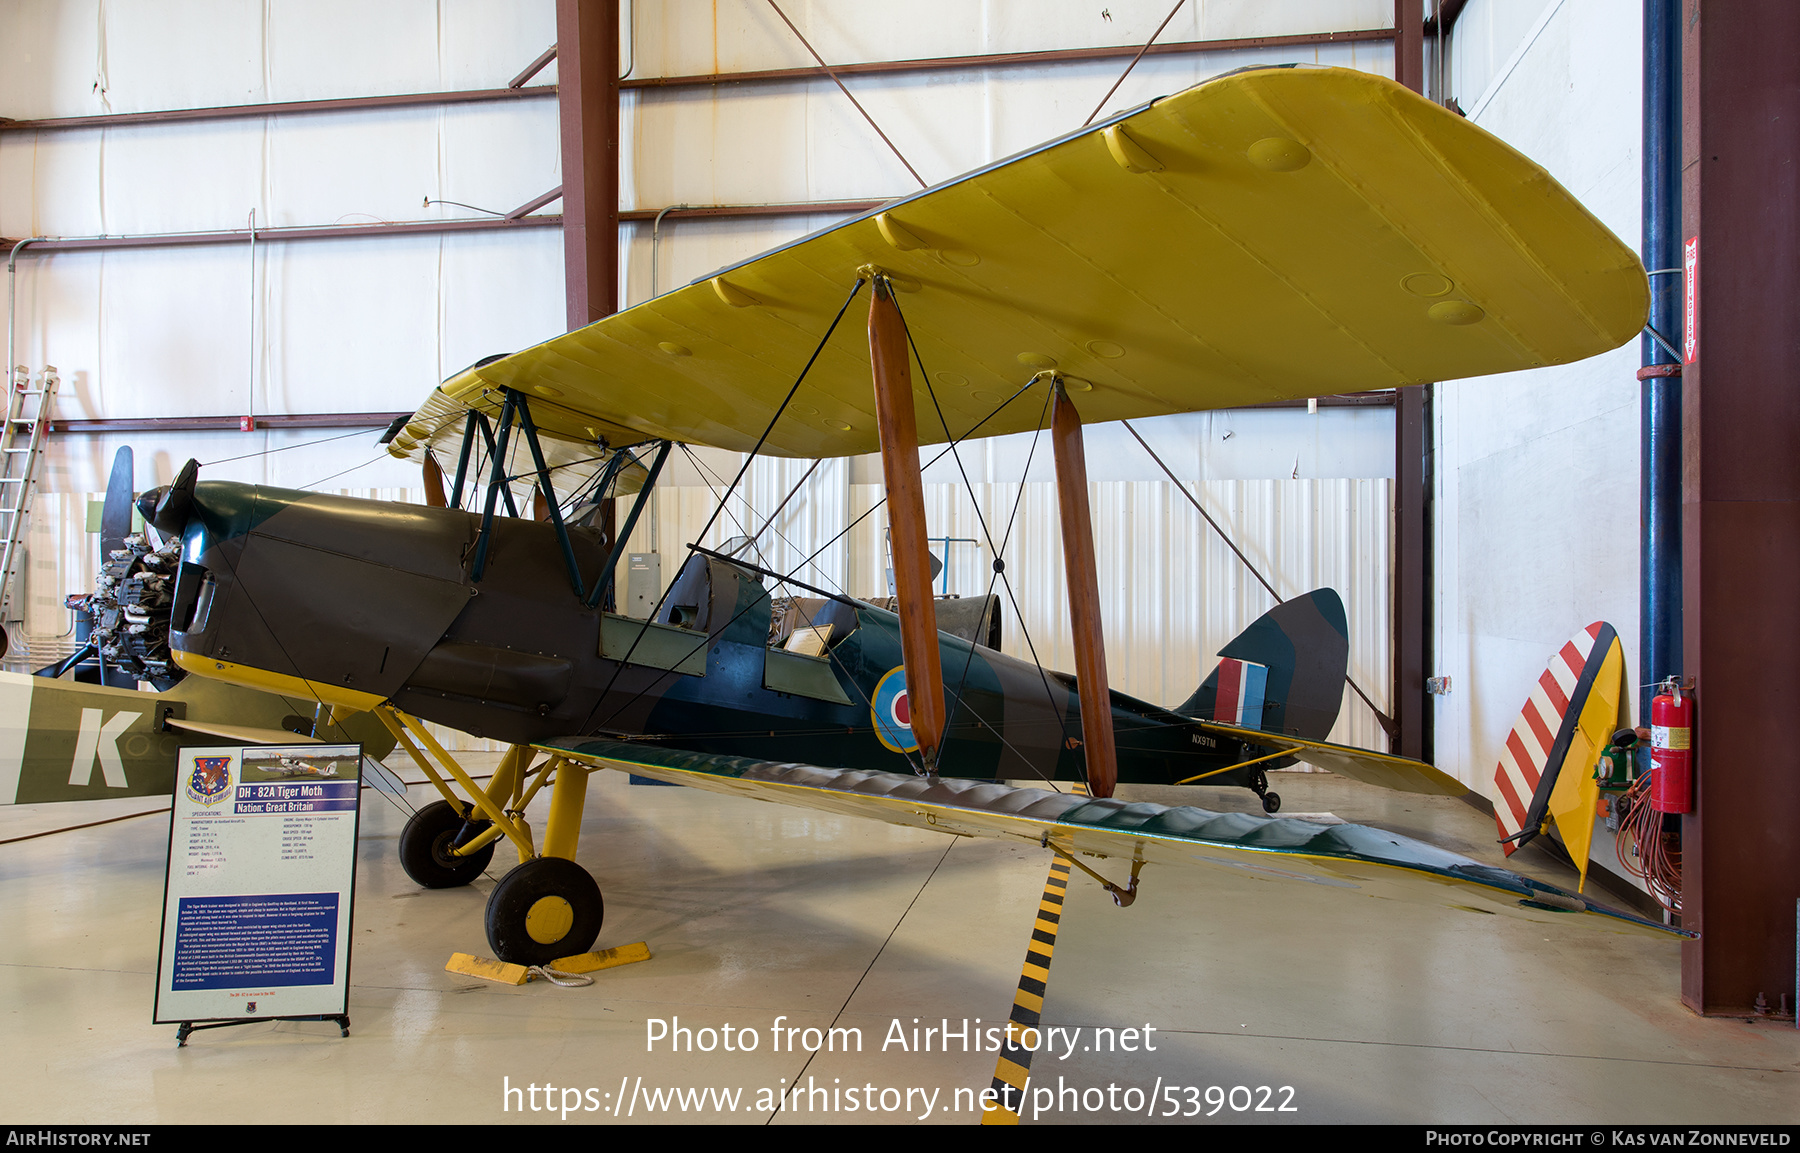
(1196, 721, 1469, 796)
(164, 718, 322, 746)
(541, 737, 1680, 940)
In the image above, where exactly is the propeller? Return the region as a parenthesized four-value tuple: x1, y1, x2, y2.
(36, 446, 157, 687)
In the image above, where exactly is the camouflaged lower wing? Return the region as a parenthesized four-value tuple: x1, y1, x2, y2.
(541, 737, 1687, 940)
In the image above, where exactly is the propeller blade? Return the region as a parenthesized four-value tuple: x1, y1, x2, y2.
(100, 446, 134, 560)
(532, 486, 551, 522)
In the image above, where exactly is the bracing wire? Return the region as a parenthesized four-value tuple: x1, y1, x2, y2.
(579, 278, 867, 718)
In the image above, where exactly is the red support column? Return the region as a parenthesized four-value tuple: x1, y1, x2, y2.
(1394, 386, 1427, 760)
(868, 277, 946, 768)
(1679, 0, 1800, 1016)
(1050, 381, 1118, 799)
(1393, 0, 1424, 93)
(555, 0, 620, 330)
(1393, 0, 1428, 760)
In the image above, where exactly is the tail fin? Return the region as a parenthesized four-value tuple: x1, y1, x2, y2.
(1176, 589, 1349, 741)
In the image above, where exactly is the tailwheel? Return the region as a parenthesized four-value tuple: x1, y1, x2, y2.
(485, 857, 604, 966)
(399, 800, 496, 888)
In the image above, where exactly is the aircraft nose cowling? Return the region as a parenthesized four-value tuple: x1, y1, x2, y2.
(168, 483, 483, 708)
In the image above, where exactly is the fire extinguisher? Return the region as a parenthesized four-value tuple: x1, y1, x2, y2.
(1650, 677, 1693, 813)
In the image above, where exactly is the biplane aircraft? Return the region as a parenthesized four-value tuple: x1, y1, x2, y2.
(126, 65, 1683, 964)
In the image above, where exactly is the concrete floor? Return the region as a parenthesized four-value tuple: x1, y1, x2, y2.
(1, 757, 1794, 1126)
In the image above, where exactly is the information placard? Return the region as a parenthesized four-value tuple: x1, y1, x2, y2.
(153, 744, 362, 1025)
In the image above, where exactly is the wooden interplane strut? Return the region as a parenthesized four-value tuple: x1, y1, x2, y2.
(867, 276, 946, 768)
(1050, 381, 1118, 798)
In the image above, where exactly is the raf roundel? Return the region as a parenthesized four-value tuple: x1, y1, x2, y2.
(871, 667, 918, 754)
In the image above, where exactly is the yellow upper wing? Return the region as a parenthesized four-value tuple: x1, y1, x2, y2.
(390, 64, 1647, 462)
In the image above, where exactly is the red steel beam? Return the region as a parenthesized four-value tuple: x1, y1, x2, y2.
(617, 199, 889, 222)
(620, 28, 1393, 91)
(507, 185, 565, 220)
(46, 393, 1386, 434)
(3, 215, 560, 254)
(511, 45, 560, 89)
(1422, 0, 1471, 37)
(1679, 0, 1800, 1018)
(1392, 0, 1425, 93)
(53, 413, 409, 434)
(0, 28, 1392, 136)
(0, 86, 556, 133)
(1391, 2, 1428, 761)
(1238, 391, 1395, 410)
(0, 200, 877, 256)
(557, 0, 621, 329)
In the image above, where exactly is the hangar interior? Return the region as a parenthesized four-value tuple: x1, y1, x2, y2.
(0, 0, 1794, 1125)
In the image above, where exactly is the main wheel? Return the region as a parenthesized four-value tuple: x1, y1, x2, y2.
(485, 857, 604, 966)
(1261, 791, 1282, 814)
(399, 800, 496, 889)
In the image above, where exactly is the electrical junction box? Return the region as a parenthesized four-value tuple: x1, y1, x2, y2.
(627, 553, 661, 619)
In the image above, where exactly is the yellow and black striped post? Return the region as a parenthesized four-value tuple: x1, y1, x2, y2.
(981, 853, 1071, 1125)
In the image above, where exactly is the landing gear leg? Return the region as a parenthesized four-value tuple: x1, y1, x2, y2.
(1249, 769, 1281, 814)
(483, 756, 604, 966)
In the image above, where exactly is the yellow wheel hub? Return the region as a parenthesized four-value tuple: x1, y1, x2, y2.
(525, 895, 574, 944)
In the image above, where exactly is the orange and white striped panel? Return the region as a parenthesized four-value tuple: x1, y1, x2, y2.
(1493, 622, 1605, 854)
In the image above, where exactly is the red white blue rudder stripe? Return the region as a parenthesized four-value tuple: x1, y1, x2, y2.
(1210, 658, 1270, 730)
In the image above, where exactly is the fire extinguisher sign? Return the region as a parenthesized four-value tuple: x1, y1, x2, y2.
(1683, 235, 1699, 364)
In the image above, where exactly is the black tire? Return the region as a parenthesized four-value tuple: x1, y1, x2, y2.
(485, 857, 604, 966)
(1261, 791, 1282, 814)
(399, 800, 496, 889)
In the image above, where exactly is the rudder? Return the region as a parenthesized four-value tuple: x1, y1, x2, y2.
(1177, 589, 1349, 741)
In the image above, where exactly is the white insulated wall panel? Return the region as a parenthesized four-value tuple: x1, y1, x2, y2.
(1431, 0, 1643, 793)
(1448, 0, 1559, 113)
(0, 0, 567, 440)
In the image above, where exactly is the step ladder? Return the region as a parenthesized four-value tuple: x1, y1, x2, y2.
(0, 364, 59, 631)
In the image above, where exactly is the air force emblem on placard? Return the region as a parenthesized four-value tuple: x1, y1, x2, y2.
(185, 755, 234, 807)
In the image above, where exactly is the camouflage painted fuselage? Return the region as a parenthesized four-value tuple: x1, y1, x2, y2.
(165, 481, 1285, 789)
